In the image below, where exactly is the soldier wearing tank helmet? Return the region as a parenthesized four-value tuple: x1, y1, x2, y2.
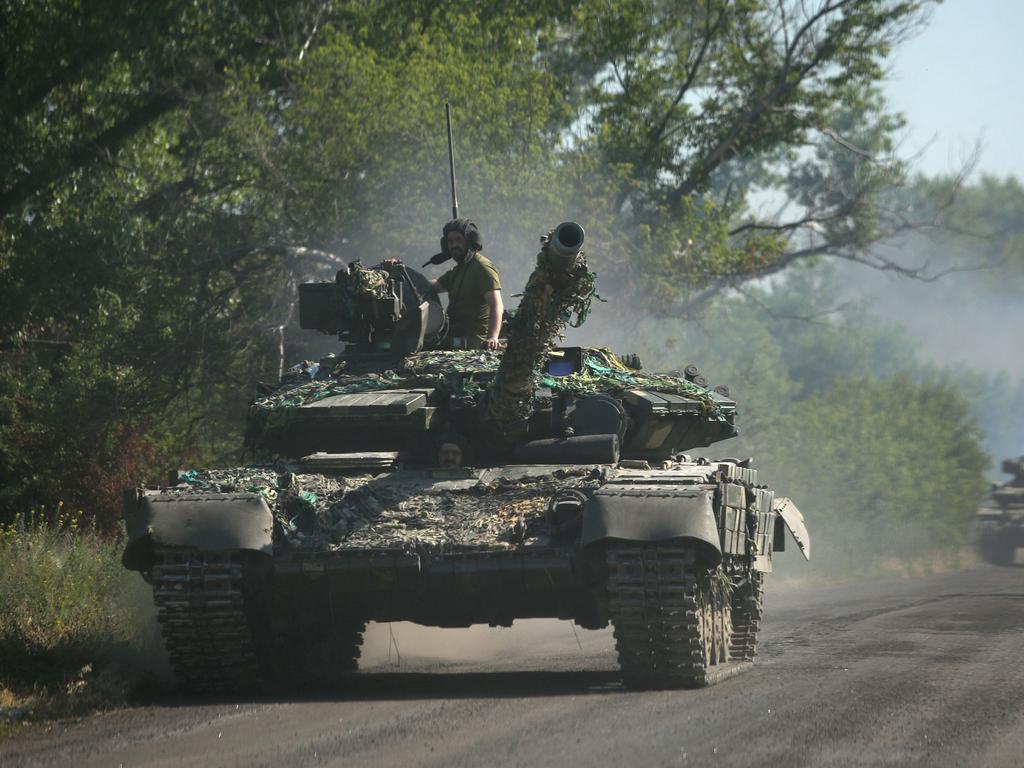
(429, 218, 503, 350)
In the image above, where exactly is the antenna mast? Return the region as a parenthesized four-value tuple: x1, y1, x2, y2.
(445, 101, 459, 220)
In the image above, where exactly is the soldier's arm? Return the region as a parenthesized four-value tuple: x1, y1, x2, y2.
(485, 290, 503, 348)
(433, 268, 455, 295)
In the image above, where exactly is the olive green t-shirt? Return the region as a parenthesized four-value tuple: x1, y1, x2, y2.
(437, 253, 501, 347)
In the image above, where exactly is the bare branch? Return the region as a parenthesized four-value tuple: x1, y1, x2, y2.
(733, 283, 857, 325)
(297, 0, 330, 61)
(729, 210, 841, 237)
(667, 0, 858, 208)
(820, 129, 885, 162)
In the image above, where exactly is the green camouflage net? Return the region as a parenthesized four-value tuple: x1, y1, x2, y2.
(487, 245, 599, 431)
(170, 466, 602, 552)
(249, 346, 724, 428)
(343, 262, 391, 301)
(542, 348, 725, 418)
(249, 350, 500, 419)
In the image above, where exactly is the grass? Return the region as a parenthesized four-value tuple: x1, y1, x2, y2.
(0, 507, 165, 728)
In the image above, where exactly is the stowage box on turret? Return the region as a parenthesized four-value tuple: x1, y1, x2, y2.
(976, 457, 1024, 566)
(122, 223, 810, 692)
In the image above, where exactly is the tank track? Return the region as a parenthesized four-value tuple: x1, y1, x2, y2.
(607, 545, 747, 688)
(977, 523, 1019, 567)
(728, 571, 764, 661)
(152, 549, 365, 693)
(152, 549, 262, 693)
(267, 610, 365, 687)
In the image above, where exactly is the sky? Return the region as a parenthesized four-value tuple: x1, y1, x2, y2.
(846, 0, 1024, 385)
(884, 0, 1024, 179)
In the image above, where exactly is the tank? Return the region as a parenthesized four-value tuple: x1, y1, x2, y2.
(976, 457, 1024, 566)
(122, 222, 810, 692)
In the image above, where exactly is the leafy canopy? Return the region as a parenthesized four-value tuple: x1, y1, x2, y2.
(1, 0, 950, 520)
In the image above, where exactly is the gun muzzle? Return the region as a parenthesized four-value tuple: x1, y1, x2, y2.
(545, 221, 585, 271)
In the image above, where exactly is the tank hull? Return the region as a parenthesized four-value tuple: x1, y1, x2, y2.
(128, 460, 806, 691)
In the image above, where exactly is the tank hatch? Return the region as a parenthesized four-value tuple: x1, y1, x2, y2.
(260, 389, 439, 455)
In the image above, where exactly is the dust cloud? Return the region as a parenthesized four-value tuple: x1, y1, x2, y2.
(837, 240, 1024, 381)
(360, 620, 612, 669)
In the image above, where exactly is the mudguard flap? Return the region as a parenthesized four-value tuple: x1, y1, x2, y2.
(122, 492, 274, 571)
(581, 490, 722, 565)
(774, 497, 810, 560)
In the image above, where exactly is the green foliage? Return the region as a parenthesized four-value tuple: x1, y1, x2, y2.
(564, 0, 932, 309)
(0, 509, 154, 700)
(617, 264, 996, 566)
(0, 0, 953, 525)
(760, 375, 989, 556)
(905, 174, 1024, 295)
(929, 368, 1024, 478)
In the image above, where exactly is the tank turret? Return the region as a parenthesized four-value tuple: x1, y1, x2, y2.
(248, 221, 735, 464)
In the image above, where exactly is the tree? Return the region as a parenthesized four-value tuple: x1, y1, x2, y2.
(898, 174, 1024, 293)
(620, 272, 994, 567)
(0, 1, 573, 520)
(560, 0, 949, 311)
(0, 0, 954, 521)
(760, 374, 989, 564)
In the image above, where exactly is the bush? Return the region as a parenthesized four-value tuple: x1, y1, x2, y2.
(0, 507, 161, 717)
(758, 374, 990, 570)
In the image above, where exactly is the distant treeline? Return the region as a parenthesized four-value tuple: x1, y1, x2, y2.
(610, 260, 1023, 565)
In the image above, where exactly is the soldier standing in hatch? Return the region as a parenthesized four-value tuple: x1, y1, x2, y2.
(429, 218, 503, 350)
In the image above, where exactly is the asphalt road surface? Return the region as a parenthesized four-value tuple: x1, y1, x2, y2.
(4, 564, 1024, 768)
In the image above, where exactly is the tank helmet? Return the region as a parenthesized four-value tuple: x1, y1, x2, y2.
(442, 218, 483, 253)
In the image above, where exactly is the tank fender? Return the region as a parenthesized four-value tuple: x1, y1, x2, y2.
(581, 490, 722, 565)
(122, 491, 274, 572)
(774, 497, 810, 560)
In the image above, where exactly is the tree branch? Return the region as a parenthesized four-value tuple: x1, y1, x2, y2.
(0, 91, 183, 219)
(666, 0, 856, 209)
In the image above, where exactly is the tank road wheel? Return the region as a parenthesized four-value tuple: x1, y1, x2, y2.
(700, 600, 715, 668)
(729, 572, 764, 662)
(152, 549, 264, 694)
(718, 600, 733, 664)
(606, 545, 734, 689)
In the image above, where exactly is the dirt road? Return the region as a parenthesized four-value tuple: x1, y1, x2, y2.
(4, 564, 1023, 768)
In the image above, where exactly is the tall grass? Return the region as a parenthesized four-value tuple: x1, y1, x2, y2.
(0, 506, 162, 719)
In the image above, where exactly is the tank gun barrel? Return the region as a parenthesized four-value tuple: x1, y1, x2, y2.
(486, 222, 594, 438)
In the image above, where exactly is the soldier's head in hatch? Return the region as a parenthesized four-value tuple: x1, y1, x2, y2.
(442, 218, 482, 264)
(437, 441, 463, 468)
(435, 430, 472, 468)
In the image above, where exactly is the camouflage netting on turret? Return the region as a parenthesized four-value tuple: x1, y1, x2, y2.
(539, 348, 725, 417)
(248, 347, 726, 437)
(343, 262, 391, 301)
(168, 466, 604, 552)
(486, 243, 598, 433)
